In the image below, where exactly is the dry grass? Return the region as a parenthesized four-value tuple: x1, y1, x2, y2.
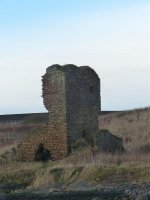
(0, 147, 150, 190)
(0, 161, 42, 187)
(0, 143, 17, 156)
(99, 107, 150, 152)
(0, 107, 150, 190)
(0, 124, 44, 150)
(56, 148, 150, 168)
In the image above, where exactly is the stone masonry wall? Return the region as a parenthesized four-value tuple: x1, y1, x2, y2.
(42, 64, 100, 155)
(65, 65, 100, 146)
(17, 65, 68, 161)
(41, 65, 68, 159)
(17, 125, 68, 161)
(17, 64, 100, 161)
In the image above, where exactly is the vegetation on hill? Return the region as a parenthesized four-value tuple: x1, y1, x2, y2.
(0, 149, 150, 192)
(99, 107, 150, 153)
(0, 107, 149, 197)
(0, 113, 48, 150)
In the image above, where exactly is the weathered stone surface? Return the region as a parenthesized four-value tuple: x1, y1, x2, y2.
(96, 129, 124, 153)
(42, 64, 100, 158)
(17, 64, 101, 161)
(17, 124, 68, 161)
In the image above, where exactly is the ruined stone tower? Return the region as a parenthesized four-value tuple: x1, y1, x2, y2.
(42, 64, 101, 159)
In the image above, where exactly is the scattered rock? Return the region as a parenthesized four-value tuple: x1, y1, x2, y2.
(96, 129, 124, 153)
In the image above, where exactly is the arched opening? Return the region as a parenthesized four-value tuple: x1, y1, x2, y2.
(35, 143, 51, 162)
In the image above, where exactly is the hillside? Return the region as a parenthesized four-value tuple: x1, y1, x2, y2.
(0, 107, 149, 155)
(0, 106, 149, 159)
(99, 107, 150, 153)
(0, 107, 150, 199)
(0, 113, 48, 153)
(0, 111, 111, 153)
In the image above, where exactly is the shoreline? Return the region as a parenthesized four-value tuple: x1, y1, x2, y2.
(1, 182, 150, 200)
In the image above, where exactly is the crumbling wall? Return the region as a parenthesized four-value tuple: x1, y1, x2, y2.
(17, 64, 101, 161)
(42, 65, 68, 157)
(65, 65, 100, 147)
(42, 64, 100, 154)
(17, 65, 68, 161)
(17, 124, 68, 161)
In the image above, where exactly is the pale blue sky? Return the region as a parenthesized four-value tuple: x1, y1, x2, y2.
(0, 0, 150, 114)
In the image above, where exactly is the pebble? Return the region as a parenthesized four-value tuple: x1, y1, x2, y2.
(0, 182, 150, 200)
